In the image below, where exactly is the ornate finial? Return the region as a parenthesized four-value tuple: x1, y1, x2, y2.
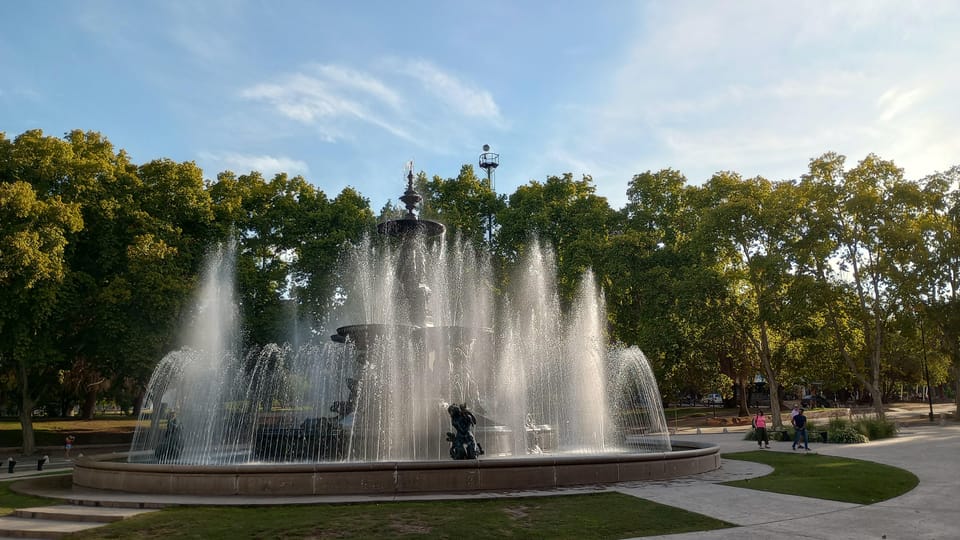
(399, 160, 422, 218)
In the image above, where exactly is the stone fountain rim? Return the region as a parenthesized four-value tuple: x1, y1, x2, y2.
(78, 441, 715, 472)
(71, 441, 720, 496)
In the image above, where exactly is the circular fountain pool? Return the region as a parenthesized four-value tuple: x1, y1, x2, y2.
(92, 170, 708, 499)
(73, 442, 719, 496)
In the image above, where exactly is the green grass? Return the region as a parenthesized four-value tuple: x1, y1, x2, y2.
(0, 417, 139, 447)
(71, 492, 733, 540)
(0, 479, 61, 516)
(722, 451, 918, 504)
(662, 407, 734, 419)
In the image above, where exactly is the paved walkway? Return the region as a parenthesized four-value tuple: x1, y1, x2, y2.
(3, 405, 957, 539)
(632, 409, 959, 539)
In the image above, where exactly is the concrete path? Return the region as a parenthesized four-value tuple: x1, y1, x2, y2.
(631, 419, 959, 539)
(0, 504, 157, 539)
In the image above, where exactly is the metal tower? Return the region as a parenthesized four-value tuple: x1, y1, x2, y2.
(478, 145, 499, 245)
(478, 144, 499, 190)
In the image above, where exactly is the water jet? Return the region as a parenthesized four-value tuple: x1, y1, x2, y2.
(73, 167, 718, 496)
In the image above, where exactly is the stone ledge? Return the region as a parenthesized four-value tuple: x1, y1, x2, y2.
(71, 441, 720, 496)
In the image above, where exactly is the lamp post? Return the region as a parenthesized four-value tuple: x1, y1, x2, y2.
(917, 307, 935, 422)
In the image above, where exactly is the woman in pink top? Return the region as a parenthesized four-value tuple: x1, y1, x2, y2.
(753, 410, 770, 448)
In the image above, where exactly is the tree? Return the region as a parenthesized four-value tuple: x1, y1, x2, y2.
(209, 171, 298, 347)
(0, 163, 83, 452)
(289, 185, 374, 323)
(50, 133, 216, 419)
(695, 173, 813, 423)
(112, 158, 214, 414)
(2, 130, 216, 428)
(798, 153, 927, 417)
(496, 173, 618, 303)
(420, 165, 504, 250)
(604, 170, 708, 398)
(916, 166, 960, 414)
(208, 170, 374, 344)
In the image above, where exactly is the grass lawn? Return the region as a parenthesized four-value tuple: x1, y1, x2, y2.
(647, 407, 738, 430)
(662, 406, 732, 419)
(722, 451, 918, 504)
(0, 480, 60, 516)
(0, 417, 139, 447)
(71, 492, 733, 540)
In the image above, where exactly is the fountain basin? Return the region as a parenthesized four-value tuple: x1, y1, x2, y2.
(377, 217, 445, 238)
(72, 441, 719, 496)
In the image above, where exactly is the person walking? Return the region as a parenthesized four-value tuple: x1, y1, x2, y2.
(753, 410, 770, 448)
(792, 408, 810, 450)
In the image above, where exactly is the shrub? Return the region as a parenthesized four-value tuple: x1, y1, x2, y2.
(744, 428, 772, 441)
(828, 427, 868, 444)
(827, 416, 849, 432)
(744, 427, 783, 442)
(854, 417, 897, 440)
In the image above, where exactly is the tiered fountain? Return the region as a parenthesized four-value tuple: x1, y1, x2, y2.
(72, 169, 719, 496)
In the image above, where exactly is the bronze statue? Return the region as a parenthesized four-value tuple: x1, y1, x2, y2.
(155, 411, 183, 462)
(446, 403, 484, 460)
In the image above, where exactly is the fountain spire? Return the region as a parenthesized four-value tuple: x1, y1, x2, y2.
(376, 162, 444, 238)
(399, 164, 422, 219)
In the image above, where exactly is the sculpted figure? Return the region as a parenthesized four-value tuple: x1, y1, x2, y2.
(446, 403, 484, 460)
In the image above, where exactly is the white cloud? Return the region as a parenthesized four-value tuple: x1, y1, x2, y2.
(537, 1, 960, 199)
(400, 59, 502, 121)
(240, 60, 504, 152)
(242, 75, 360, 124)
(877, 87, 926, 123)
(240, 66, 415, 143)
(197, 151, 309, 177)
(312, 64, 403, 110)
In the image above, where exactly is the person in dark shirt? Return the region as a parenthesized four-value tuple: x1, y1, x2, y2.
(792, 408, 810, 450)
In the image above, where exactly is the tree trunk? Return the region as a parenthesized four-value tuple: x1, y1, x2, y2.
(758, 323, 783, 429)
(18, 408, 36, 456)
(870, 388, 884, 417)
(955, 365, 959, 418)
(737, 377, 749, 417)
(132, 389, 144, 417)
(81, 387, 98, 419)
(18, 365, 36, 455)
(868, 296, 885, 418)
(817, 261, 884, 417)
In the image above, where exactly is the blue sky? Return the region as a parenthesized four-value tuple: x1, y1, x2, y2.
(2, 1, 958, 211)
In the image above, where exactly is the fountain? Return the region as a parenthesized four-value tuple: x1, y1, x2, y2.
(72, 169, 719, 496)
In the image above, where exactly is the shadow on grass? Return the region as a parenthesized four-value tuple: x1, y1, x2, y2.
(0, 480, 61, 516)
(75, 492, 734, 540)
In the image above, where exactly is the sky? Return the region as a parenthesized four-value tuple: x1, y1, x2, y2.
(2, 1, 959, 211)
